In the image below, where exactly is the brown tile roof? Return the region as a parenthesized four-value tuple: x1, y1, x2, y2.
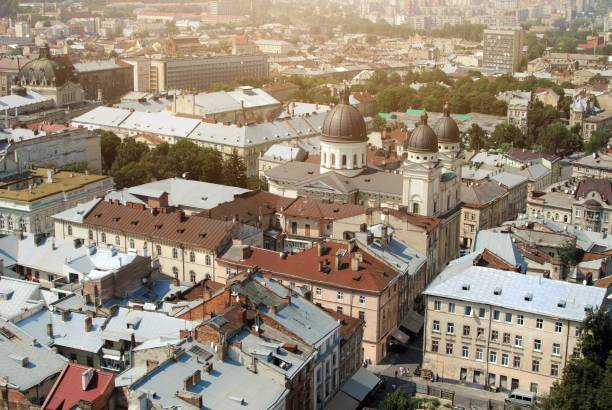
(219, 241, 400, 293)
(201, 190, 287, 225)
(575, 178, 612, 204)
(505, 147, 559, 163)
(367, 149, 402, 168)
(594, 275, 612, 289)
(83, 200, 233, 251)
(473, 249, 520, 271)
(324, 308, 364, 343)
(366, 207, 442, 232)
(280, 197, 365, 220)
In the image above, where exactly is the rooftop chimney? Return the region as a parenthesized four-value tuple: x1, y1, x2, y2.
(351, 257, 359, 271)
(333, 254, 341, 271)
(46, 323, 53, 338)
(84, 316, 92, 332)
(81, 368, 95, 391)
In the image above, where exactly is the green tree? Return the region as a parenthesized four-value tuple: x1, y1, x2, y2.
(538, 122, 581, 156)
(528, 100, 560, 146)
(585, 128, 611, 154)
(372, 114, 387, 132)
(543, 308, 612, 410)
(111, 161, 152, 189)
(381, 390, 418, 410)
(490, 123, 526, 149)
(98, 130, 122, 172)
(223, 150, 247, 188)
(246, 176, 268, 190)
(465, 123, 487, 151)
(558, 239, 585, 267)
(112, 139, 149, 170)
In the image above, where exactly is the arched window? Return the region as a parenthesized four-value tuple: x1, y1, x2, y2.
(412, 203, 420, 214)
(190, 270, 196, 282)
(88, 230, 93, 240)
(67, 225, 72, 236)
(172, 267, 179, 279)
(189, 251, 195, 263)
(205, 255, 211, 266)
(362, 153, 365, 164)
(115, 236, 120, 245)
(563, 215, 568, 223)
(353, 154, 357, 167)
(156, 245, 162, 256)
(129, 239, 135, 249)
(100, 232, 106, 243)
(172, 248, 178, 259)
(554, 213, 559, 221)
(341, 155, 347, 166)
(331, 153, 336, 166)
(546, 212, 551, 218)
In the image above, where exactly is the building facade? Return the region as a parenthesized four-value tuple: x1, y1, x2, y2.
(482, 29, 524, 73)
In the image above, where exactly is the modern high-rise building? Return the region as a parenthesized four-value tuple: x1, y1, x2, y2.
(125, 54, 268, 92)
(482, 28, 524, 73)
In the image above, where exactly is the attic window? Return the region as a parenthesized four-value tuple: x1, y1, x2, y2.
(155, 224, 163, 229)
(352, 275, 361, 281)
(113, 217, 120, 222)
(461, 283, 470, 291)
(557, 300, 566, 308)
(524, 293, 533, 301)
(177, 229, 185, 234)
(131, 220, 138, 225)
(199, 233, 207, 238)
(493, 288, 502, 296)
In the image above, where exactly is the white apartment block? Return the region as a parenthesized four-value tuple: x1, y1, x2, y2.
(422, 266, 607, 395)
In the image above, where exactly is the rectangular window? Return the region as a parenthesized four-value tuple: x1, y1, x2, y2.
(505, 312, 512, 323)
(359, 295, 366, 305)
(446, 343, 453, 355)
(447, 322, 454, 334)
(517, 315, 524, 325)
(463, 325, 470, 337)
(503, 333, 510, 344)
(336, 306, 343, 314)
(513, 355, 521, 368)
(553, 343, 561, 356)
(551, 363, 559, 377)
(534, 339, 542, 352)
(501, 353, 509, 366)
(489, 350, 497, 364)
(464, 305, 472, 316)
(433, 320, 440, 332)
(515, 335, 523, 347)
(478, 307, 486, 318)
(532, 359, 540, 372)
(462, 345, 469, 358)
(337, 291, 343, 301)
(536, 318, 543, 329)
(493, 310, 500, 320)
(434, 300, 441, 311)
(431, 340, 439, 352)
(448, 302, 455, 313)
(315, 287, 322, 297)
(477, 327, 484, 337)
(476, 348, 483, 361)
(358, 311, 365, 320)
(491, 330, 499, 341)
(555, 321, 563, 333)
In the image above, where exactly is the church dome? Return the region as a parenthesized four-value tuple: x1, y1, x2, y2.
(404, 112, 438, 153)
(321, 89, 367, 143)
(17, 46, 76, 88)
(434, 104, 460, 144)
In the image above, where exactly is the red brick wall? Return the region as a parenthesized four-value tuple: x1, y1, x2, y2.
(83, 256, 151, 305)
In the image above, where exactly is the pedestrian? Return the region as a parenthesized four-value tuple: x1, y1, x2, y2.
(394, 369, 398, 378)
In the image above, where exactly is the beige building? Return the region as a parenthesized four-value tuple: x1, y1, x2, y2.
(482, 28, 524, 73)
(217, 235, 427, 364)
(0, 169, 113, 235)
(124, 54, 269, 93)
(572, 151, 612, 180)
(52, 198, 261, 284)
(460, 180, 509, 249)
(422, 266, 607, 395)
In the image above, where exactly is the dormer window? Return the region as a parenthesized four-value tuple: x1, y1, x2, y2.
(524, 293, 533, 301)
(493, 288, 502, 296)
(557, 300, 566, 308)
(461, 283, 470, 291)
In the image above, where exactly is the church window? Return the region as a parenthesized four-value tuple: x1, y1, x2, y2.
(342, 155, 347, 166)
(412, 203, 420, 214)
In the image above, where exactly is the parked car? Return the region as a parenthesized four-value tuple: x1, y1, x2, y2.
(505, 389, 536, 407)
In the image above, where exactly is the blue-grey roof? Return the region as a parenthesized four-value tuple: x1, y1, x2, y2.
(101, 307, 195, 343)
(131, 339, 288, 409)
(0, 318, 67, 391)
(472, 229, 527, 272)
(252, 275, 339, 347)
(355, 229, 426, 277)
(490, 172, 528, 189)
(424, 266, 607, 322)
(0, 277, 43, 321)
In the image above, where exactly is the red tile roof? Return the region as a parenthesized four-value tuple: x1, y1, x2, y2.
(575, 178, 612, 204)
(366, 208, 442, 232)
(280, 197, 365, 220)
(83, 200, 233, 251)
(219, 241, 399, 293)
(505, 147, 559, 163)
(42, 363, 114, 410)
(201, 190, 289, 225)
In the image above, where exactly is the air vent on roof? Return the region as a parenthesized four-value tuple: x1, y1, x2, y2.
(177, 228, 185, 234)
(199, 233, 207, 238)
(524, 293, 533, 301)
(557, 300, 566, 308)
(493, 288, 502, 296)
(9, 354, 29, 367)
(155, 224, 163, 229)
(131, 220, 138, 225)
(461, 283, 470, 291)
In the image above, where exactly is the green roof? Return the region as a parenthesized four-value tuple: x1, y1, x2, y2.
(406, 108, 425, 116)
(378, 112, 393, 120)
(452, 114, 471, 122)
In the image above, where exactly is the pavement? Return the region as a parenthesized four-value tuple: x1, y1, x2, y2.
(364, 337, 510, 410)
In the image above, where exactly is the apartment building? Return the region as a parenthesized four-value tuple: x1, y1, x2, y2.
(52, 198, 260, 283)
(572, 152, 612, 180)
(482, 28, 524, 73)
(422, 266, 607, 394)
(0, 169, 113, 236)
(73, 59, 134, 102)
(217, 234, 427, 364)
(460, 180, 509, 249)
(125, 54, 269, 92)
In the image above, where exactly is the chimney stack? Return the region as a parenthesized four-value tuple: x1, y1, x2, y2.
(81, 368, 95, 391)
(351, 257, 359, 271)
(333, 254, 341, 271)
(84, 316, 92, 332)
(46, 323, 53, 338)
